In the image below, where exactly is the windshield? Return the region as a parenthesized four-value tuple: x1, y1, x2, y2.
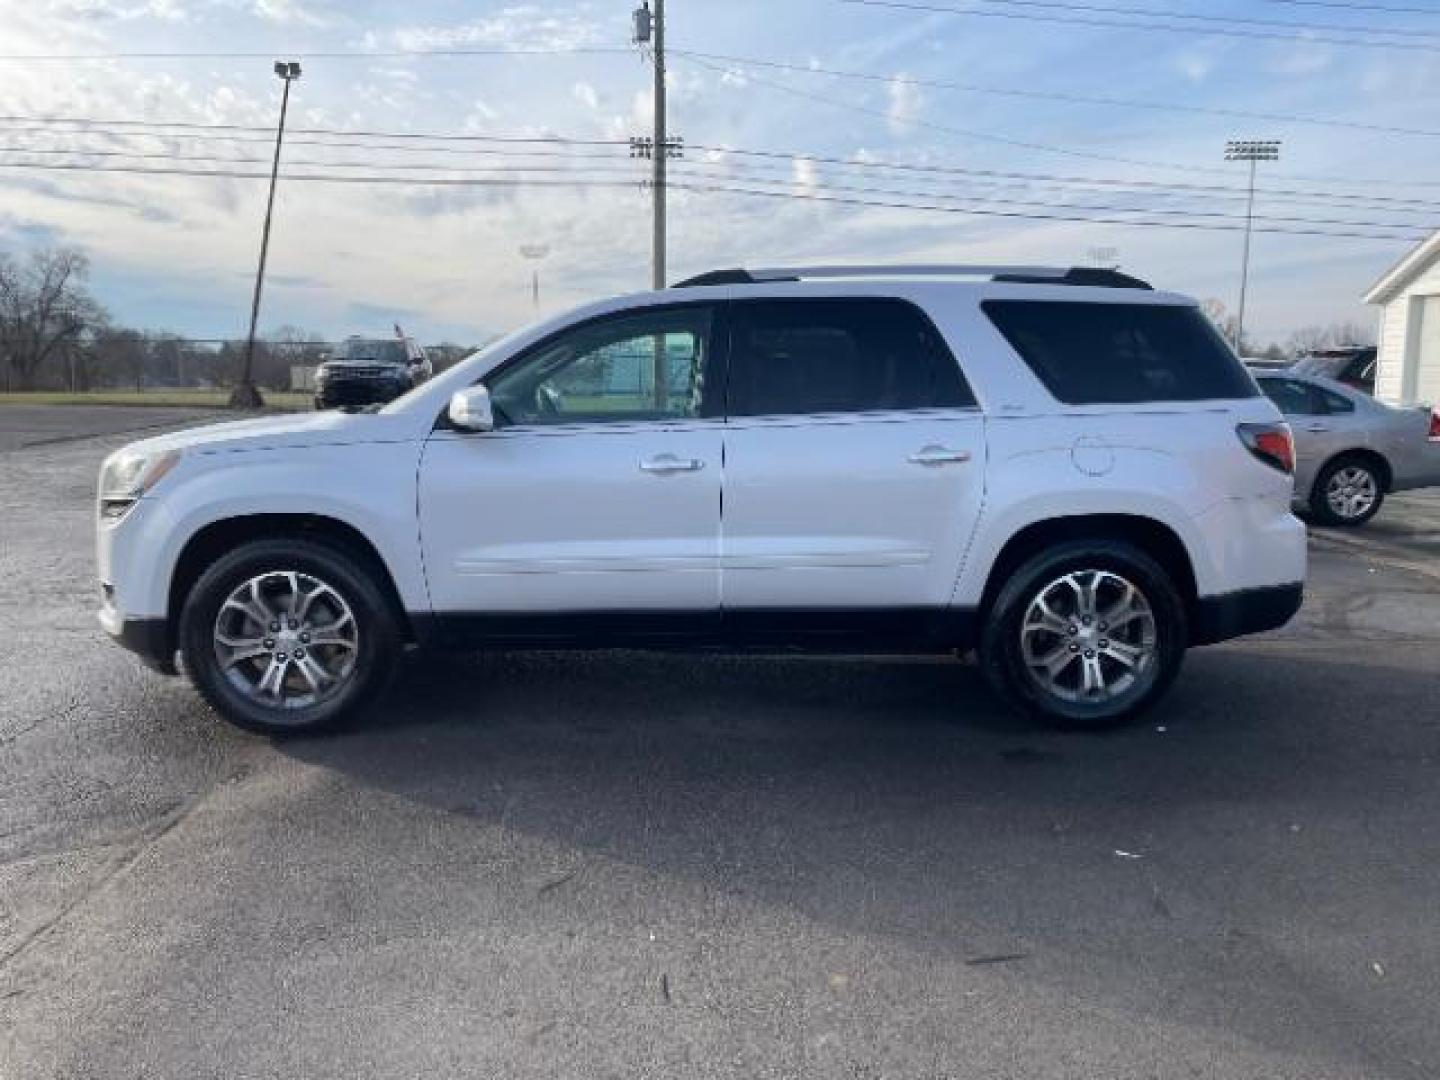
(334, 339, 408, 365)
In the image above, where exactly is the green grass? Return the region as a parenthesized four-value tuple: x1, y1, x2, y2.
(0, 389, 312, 410)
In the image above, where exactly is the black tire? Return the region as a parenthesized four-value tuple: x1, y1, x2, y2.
(1309, 455, 1385, 527)
(179, 537, 400, 735)
(979, 539, 1188, 730)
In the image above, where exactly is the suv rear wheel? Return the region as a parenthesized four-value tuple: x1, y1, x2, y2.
(179, 537, 399, 735)
(979, 540, 1187, 729)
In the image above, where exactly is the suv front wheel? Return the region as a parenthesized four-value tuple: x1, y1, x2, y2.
(979, 539, 1187, 729)
(179, 537, 400, 735)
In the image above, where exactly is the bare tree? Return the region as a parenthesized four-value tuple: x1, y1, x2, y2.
(91, 329, 150, 392)
(0, 248, 106, 390)
(1287, 321, 1377, 356)
(264, 326, 328, 390)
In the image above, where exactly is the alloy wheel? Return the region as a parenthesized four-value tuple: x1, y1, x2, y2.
(212, 570, 359, 710)
(1019, 569, 1158, 704)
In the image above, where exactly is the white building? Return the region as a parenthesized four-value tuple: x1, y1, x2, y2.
(1364, 229, 1440, 406)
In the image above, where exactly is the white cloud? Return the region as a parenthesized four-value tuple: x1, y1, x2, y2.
(886, 72, 922, 136)
(40, 0, 189, 19)
(792, 157, 819, 197)
(251, 0, 330, 26)
(573, 82, 600, 111)
(1176, 52, 1216, 84)
(393, 6, 602, 52)
(1267, 37, 1335, 76)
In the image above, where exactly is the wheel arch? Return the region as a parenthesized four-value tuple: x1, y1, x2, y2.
(1312, 447, 1393, 498)
(167, 513, 413, 649)
(976, 513, 1199, 626)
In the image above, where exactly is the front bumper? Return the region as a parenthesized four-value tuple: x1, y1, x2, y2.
(1190, 582, 1304, 646)
(315, 378, 408, 410)
(99, 604, 177, 675)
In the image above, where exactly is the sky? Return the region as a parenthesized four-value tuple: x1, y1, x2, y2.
(0, 0, 1438, 346)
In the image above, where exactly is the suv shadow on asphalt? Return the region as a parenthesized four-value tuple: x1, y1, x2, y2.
(272, 645, 1439, 1077)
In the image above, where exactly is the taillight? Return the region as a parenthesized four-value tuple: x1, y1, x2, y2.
(1238, 422, 1295, 474)
(1429, 409, 1440, 441)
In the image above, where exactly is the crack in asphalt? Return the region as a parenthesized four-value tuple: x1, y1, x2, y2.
(0, 791, 209, 974)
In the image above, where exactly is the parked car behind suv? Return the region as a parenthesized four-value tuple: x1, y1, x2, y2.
(97, 265, 1305, 734)
(314, 334, 431, 411)
(1251, 367, 1440, 526)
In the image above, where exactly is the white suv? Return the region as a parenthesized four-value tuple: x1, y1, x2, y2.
(96, 265, 1306, 734)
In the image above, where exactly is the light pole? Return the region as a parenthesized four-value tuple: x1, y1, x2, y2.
(232, 60, 301, 409)
(519, 244, 549, 313)
(1224, 139, 1280, 355)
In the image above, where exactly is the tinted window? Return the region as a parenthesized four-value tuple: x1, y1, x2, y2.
(983, 301, 1258, 405)
(339, 339, 408, 365)
(729, 299, 974, 417)
(488, 306, 713, 426)
(1259, 377, 1324, 416)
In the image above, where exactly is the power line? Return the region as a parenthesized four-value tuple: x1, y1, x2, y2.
(680, 52, 1440, 190)
(931, 0, 1440, 37)
(1263, 0, 1440, 14)
(837, 0, 1440, 51)
(2, 110, 1435, 212)
(0, 156, 1426, 241)
(673, 47, 1440, 140)
(3, 135, 1433, 217)
(691, 144, 1440, 212)
(672, 182, 1428, 241)
(680, 51, 1251, 179)
(0, 145, 641, 176)
(674, 158, 1440, 221)
(0, 113, 629, 147)
(668, 163, 1433, 232)
(0, 46, 634, 62)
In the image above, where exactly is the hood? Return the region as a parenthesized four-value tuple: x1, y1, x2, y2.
(120, 409, 417, 457)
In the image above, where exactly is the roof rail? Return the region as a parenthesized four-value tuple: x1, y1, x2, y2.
(671, 264, 1151, 290)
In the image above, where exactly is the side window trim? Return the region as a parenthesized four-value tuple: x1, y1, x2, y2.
(479, 300, 726, 429)
(724, 295, 977, 419)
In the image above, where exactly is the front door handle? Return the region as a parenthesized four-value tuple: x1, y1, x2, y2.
(640, 454, 705, 474)
(908, 446, 972, 466)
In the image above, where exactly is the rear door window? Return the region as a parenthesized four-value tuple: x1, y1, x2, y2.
(983, 301, 1258, 404)
(728, 298, 975, 417)
(1258, 377, 1324, 416)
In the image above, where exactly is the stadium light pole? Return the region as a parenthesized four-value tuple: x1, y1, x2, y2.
(519, 244, 550, 312)
(232, 60, 301, 409)
(1225, 139, 1280, 355)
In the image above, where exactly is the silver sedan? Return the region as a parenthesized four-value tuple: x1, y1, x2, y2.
(1251, 369, 1440, 526)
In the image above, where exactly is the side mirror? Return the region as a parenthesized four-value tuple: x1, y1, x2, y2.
(448, 385, 495, 432)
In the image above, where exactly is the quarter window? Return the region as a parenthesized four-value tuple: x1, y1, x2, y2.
(488, 307, 713, 426)
(984, 301, 1258, 405)
(728, 298, 974, 417)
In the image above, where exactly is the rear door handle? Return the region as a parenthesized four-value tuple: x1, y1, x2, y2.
(640, 454, 704, 474)
(1304, 424, 1331, 433)
(908, 446, 972, 466)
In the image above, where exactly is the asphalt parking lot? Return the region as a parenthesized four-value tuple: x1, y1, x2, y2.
(2, 408, 1438, 1079)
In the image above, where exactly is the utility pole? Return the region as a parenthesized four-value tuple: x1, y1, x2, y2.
(1224, 139, 1280, 356)
(232, 60, 301, 409)
(651, 0, 666, 291)
(632, 1, 682, 289)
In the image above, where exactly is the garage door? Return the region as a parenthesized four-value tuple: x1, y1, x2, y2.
(1418, 295, 1440, 405)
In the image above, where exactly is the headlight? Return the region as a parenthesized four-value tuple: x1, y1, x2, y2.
(98, 448, 182, 520)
